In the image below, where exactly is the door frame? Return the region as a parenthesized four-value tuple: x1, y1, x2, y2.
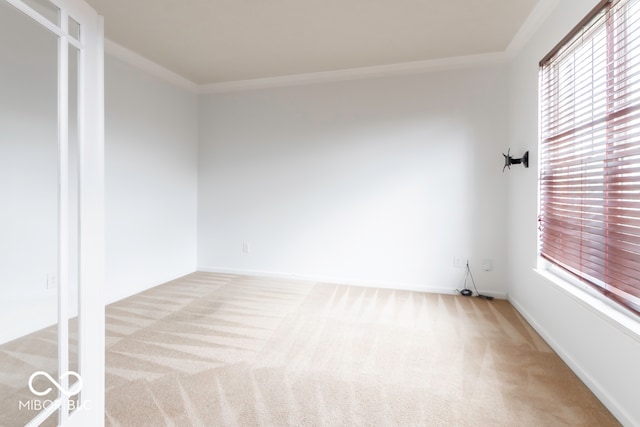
(3, 0, 105, 425)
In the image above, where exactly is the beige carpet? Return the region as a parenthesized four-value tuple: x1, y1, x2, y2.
(1, 272, 619, 426)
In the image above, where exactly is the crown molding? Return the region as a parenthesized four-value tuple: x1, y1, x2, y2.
(104, 0, 554, 95)
(506, 0, 560, 58)
(199, 52, 507, 94)
(104, 39, 199, 93)
(104, 45, 505, 95)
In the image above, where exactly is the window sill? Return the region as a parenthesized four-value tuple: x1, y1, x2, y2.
(534, 266, 640, 343)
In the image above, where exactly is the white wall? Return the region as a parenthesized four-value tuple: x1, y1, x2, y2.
(105, 55, 199, 303)
(198, 66, 509, 295)
(506, 1, 640, 425)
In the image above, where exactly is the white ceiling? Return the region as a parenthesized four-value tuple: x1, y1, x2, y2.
(84, 0, 540, 85)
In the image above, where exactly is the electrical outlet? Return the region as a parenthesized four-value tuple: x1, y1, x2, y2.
(242, 242, 250, 254)
(453, 257, 466, 268)
(46, 274, 57, 289)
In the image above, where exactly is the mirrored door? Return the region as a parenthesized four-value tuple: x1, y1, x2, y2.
(0, 0, 104, 425)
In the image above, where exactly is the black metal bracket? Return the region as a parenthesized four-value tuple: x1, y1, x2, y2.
(503, 149, 529, 172)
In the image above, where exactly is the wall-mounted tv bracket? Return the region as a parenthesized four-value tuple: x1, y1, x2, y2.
(503, 149, 529, 172)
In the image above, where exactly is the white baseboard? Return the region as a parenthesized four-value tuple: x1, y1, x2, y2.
(198, 265, 508, 299)
(509, 296, 635, 427)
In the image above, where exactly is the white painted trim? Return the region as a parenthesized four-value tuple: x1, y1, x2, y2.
(72, 2, 105, 424)
(505, 0, 560, 58)
(57, 11, 70, 423)
(534, 267, 640, 342)
(103, 40, 507, 94)
(199, 52, 507, 94)
(5, 0, 65, 38)
(104, 39, 199, 93)
(198, 265, 508, 299)
(509, 296, 635, 427)
(25, 397, 62, 427)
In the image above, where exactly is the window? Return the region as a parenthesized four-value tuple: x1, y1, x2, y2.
(539, 0, 640, 315)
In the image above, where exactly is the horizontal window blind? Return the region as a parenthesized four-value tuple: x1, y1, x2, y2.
(539, 0, 640, 314)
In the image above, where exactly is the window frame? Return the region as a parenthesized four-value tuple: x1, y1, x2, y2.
(537, 0, 640, 324)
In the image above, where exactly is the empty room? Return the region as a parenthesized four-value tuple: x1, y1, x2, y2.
(1, 0, 640, 425)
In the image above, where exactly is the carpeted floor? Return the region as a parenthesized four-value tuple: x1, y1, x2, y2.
(1, 272, 620, 426)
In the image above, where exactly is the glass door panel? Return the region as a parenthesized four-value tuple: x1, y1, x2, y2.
(0, 1, 60, 425)
(66, 42, 81, 420)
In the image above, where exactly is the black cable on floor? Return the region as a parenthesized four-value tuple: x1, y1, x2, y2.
(458, 261, 494, 300)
